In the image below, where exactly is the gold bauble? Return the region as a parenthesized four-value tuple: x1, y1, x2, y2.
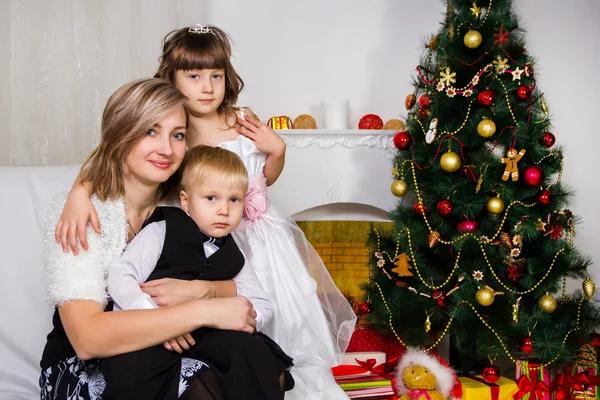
(538, 293, 557, 313)
(391, 180, 408, 197)
(476, 287, 495, 306)
(486, 197, 505, 214)
(583, 277, 596, 299)
(440, 151, 462, 172)
(464, 29, 483, 49)
(477, 119, 497, 138)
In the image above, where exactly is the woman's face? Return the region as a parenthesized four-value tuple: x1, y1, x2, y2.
(124, 106, 187, 186)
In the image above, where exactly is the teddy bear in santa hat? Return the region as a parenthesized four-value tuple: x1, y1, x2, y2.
(394, 347, 462, 400)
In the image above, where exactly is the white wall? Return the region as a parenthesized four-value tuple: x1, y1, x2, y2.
(207, 0, 600, 280)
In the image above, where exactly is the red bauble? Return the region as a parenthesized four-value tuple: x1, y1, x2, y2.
(477, 89, 496, 106)
(522, 165, 546, 187)
(437, 200, 453, 216)
(457, 220, 478, 233)
(482, 364, 501, 383)
(418, 94, 432, 109)
(413, 202, 428, 215)
(521, 337, 534, 354)
(432, 291, 446, 307)
(358, 114, 384, 130)
(357, 301, 372, 316)
(516, 85, 531, 100)
(393, 131, 413, 150)
(538, 189, 552, 205)
(541, 132, 556, 148)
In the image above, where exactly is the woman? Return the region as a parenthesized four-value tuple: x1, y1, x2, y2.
(39, 78, 255, 399)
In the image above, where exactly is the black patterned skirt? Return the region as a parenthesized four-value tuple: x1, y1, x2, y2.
(39, 356, 208, 400)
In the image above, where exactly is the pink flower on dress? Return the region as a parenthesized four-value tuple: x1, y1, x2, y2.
(243, 175, 269, 222)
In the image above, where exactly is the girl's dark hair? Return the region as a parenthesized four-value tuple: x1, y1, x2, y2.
(155, 25, 244, 123)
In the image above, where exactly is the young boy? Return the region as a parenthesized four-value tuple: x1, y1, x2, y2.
(102, 145, 293, 400)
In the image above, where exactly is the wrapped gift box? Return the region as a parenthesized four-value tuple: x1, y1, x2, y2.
(517, 351, 600, 400)
(515, 359, 553, 400)
(346, 326, 406, 361)
(333, 351, 389, 380)
(332, 351, 396, 399)
(459, 375, 518, 400)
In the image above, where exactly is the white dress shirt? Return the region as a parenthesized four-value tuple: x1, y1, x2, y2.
(107, 221, 272, 332)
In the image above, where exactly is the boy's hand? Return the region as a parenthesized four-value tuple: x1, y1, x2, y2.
(141, 278, 212, 306)
(163, 333, 195, 353)
(55, 185, 100, 255)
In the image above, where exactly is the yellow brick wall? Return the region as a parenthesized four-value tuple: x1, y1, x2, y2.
(296, 221, 393, 301)
(312, 242, 370, 299)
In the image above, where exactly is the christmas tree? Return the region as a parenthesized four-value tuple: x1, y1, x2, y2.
(364, 0, 600, 374)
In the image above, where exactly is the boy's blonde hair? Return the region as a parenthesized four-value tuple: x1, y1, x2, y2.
(180, 145, 248, 194)
(78, 78, 187, 201)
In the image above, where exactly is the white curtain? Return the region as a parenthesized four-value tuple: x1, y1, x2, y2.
(0, 0, 208, 166)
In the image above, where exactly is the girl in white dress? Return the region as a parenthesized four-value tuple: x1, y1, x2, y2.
(58, 24, 356, 399)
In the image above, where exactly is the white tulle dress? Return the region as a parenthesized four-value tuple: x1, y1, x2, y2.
(218, 135, 357, 399)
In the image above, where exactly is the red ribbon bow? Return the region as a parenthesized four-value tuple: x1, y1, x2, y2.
(513, 375, 550, 399)
(331, 358, 386, 378)
(550, 373, 568, 400)
(570, 372, 592, 392)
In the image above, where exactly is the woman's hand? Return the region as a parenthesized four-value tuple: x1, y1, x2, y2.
(237, 114, 286, 157)
(55, 185, 100, 255)
(164, 333, 195, 353)
(204, 297, 257, 334)
(141, 278, 212, 306)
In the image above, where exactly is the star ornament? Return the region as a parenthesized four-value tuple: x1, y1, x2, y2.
(535, 218, 547, 231)
(470, 2, 482, 18)
(472, 270, 484, 281)
(511, 66, 524, 81)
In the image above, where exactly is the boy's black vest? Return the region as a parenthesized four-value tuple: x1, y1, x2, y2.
(144, 206, 245, 282)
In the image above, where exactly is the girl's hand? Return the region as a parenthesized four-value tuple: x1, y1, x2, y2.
(141, 278, 212, 306)
(164, 333, 195, 353)
(55, 186, 100, 255)
(237, 114, 286, 157)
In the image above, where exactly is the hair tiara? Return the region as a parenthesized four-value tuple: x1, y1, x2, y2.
(188, 24, 216, 35)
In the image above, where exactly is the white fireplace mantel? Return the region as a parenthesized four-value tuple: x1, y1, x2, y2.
(267, 130, 398, 219)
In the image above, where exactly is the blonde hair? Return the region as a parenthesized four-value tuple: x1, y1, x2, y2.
(78, 78, 187, 201)
(154, 25, 243, 124)
(180, 145, 248, 194)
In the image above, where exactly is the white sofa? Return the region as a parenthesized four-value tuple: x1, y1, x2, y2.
(0, 165, 80, 399)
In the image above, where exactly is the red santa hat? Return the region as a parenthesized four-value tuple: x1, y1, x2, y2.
(394, 347, 462, 400)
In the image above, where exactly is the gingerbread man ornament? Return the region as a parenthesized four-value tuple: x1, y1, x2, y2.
(501, 148, 526, 181)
